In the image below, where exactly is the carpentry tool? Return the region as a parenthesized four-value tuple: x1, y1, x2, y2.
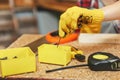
(46, 52, 120, 73)
(71, 46, 85, 62)
(38, 44, 84, 66)
(57, 37, 61, 47)
(45, 30, 80, 44)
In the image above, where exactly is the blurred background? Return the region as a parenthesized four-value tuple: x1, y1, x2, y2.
(0, 0, 77, 49)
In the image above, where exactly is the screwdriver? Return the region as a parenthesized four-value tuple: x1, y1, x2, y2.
(46, 52, 120, 73)
(57, 37, 61, 47)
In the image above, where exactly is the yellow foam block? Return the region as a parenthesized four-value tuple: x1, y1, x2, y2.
(38, 44, 72, 66)
(38, 44, 83, 66)
(0, 47, 36, 77)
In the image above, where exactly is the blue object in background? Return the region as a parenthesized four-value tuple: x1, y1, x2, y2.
(37, 10, 60, 34)
(15, 11, 33, 19)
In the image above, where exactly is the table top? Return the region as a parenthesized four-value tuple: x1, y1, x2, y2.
(2, 33, 120, 80)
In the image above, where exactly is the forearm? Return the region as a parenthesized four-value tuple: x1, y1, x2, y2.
(101, 0, 120, 21)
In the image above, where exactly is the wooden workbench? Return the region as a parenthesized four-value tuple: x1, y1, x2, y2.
(1, 34, 120, 80)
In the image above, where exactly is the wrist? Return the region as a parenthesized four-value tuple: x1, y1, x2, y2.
(77, 9, 104, 28)
(90, 9, 104, 24)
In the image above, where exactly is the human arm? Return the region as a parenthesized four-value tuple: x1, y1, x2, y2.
(58, 1, 120, 37)
(101, 0, 120, 21)
(59, 7, 104, 37)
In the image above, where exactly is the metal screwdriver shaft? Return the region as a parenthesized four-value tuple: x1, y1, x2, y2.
(57, 37, 61, 47)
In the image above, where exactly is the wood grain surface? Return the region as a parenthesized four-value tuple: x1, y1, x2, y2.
(3, 33, 120, 80)
(36, 0, 77, 12)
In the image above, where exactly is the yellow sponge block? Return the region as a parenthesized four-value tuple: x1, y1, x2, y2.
(0, 47, 36, 77)
(38, 44, 72, 66)
(38, 44, 83, 66)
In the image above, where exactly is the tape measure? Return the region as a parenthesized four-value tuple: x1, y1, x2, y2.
(45, 30, 80, 44)
(46, 52, 120, 73)
(88, 52, 120, 71)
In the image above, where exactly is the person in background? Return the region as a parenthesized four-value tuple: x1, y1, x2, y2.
(59, 0, 120, 37)
(77, 0, 99, 9)
(77, 0, 120, 33)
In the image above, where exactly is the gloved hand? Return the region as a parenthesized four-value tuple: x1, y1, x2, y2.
(59, 6, 104, 37)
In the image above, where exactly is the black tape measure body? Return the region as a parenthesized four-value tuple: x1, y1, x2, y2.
(46, 52, 120, 73)
(88, 52, 120, 71)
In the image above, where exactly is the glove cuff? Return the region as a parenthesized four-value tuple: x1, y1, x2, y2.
(77, 8, 104, 28)
(90, 9, 104, 24)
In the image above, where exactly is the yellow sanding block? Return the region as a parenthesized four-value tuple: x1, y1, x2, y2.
(38, 44, 83, 66)
(0, 47, 36, 77)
